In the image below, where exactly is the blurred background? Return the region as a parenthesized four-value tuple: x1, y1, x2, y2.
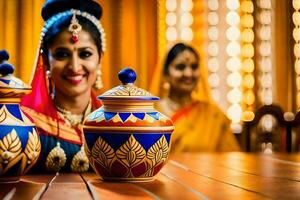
(0, 0, 298, 151)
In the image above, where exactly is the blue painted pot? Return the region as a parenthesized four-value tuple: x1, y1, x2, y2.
(0, 59, 40, 182)
(83, 68, 174, 181)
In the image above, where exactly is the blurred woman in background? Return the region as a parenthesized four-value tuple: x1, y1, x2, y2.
(157, 43, 240, 152)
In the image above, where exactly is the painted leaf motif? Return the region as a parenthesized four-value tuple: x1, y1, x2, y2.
(116, 135, 146, 167)
(0, 129, 22, 162)
(147, 135, 169, 164)
(92, 137, 115, 168)
(24, 129, 41, 163)
(84, 142, 91, 157)
(0, 107, 7, 123)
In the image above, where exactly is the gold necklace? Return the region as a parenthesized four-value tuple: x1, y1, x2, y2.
(56, 101, 92, 126)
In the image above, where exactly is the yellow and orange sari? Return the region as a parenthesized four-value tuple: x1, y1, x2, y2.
(152, 44, 240, 153)
(157, 100, 240, 153)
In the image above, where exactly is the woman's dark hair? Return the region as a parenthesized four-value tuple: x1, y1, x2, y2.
(41, 0, 103, 56)
(163, 43, 199, 75)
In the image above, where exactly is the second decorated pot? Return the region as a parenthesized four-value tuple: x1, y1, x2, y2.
(83, 68, 174, 181)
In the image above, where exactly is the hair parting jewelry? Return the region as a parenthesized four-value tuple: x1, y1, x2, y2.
(41, 9, 106, 52)
(68, 13, 82, 43)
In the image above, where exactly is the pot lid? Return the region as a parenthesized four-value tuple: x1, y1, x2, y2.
(0, 50, 31, 98)
(98, 68, 159, 101)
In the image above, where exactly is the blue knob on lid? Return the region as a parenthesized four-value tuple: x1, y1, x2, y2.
(0, 50, 9, 63)
(118, 68, 137, 85)
(0, 63, 14, 76)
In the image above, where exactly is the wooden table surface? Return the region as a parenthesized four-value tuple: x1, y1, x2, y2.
(1, 152, 300, 200)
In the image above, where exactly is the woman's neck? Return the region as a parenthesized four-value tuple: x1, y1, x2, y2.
(54, 90, 91, 115)
(168, 92, 192, 108)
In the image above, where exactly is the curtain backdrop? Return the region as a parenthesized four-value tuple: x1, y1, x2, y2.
(0, 0, 158, 93)
(0, 0, 295, 112)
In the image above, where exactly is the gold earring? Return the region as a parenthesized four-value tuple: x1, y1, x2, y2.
(46, 70, 51, 77)
(46, 70, 55, 99)
(163, 81, 170, 90)
(162, 81, 170, 98)
(94, 69, 103, 90)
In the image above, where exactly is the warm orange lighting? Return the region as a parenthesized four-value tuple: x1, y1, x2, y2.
(295, 59, 300, 74)
(208, 0, 219, 11)
(243, 74, 255, 88)
(226, 0, 240, 10)
(181, 12, 193, 26)
(259, 10, 271, 25)
(243, 91, 255, 105)
(208, 58, 219, 72)
(261, 74, 273, 87)
(293, 27, 300, 41)
(208, 12, 219, 25)
(242, 58, 254, 73)
(208, 42, 219, 56)
(208, 73, 220, 87)
(293, 11, 300, 25)
(241, 14, 254, 28)
(226, 57, 241, 71)
(296, 76, 300, 89)
(294, 43, 300, 57)
(180, 0, 193, 11)
(166, 27, 177, 41)
(296, 77, 300, 94)
(226, 11, 240, 26)
(226, 41, 241, 56)
(241, 0, 254, 13)
(242, 110, 255, 121)
(180, 27, 193, 41)
(259, 42, 271, 56)
(227, 72, 242, 88)
(208, 27, 219, 41)
(166, 12, 177, 26)
(227, 104, 242, 122)
(211, 88, 220, 102)
(297, 93, 300, 106)
(259, 26, 271, 40)
(242, 29, 254, 43)
(241, 43, 254, 58)
(227, 88, 242, 103)
(260, 58, 272, 72)
(258, 0, 271, 9)
(293, 0, 300, 10)
(226, 26, 240, 41)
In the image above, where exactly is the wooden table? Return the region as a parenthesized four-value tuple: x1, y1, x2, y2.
(1, 152, 300, 199)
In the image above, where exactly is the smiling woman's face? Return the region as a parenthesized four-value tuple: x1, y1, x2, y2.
(47, 29, 100, 98)
(166, 49, 200, 95)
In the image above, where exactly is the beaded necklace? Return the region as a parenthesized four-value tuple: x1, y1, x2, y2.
(56, 101, 92, 126)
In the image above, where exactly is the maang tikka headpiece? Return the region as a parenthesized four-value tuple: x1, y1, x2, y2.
(68, 13, 82, 43)
(41, 9, 106, 52)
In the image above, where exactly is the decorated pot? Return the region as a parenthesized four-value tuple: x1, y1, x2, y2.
(0, 53, 40, 182)
(83, 68, 174, 181)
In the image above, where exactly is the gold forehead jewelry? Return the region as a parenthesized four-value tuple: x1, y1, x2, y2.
(41, 9, 106, 52)
(68, 13, 82, 43)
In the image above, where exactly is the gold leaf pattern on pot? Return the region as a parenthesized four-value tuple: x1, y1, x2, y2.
(147, 135, 169, 165)
(116, 135, 146, 167)
(0, 129, 22, 164)
(24, 129, 41, 165)
(92, 137, 114, 169)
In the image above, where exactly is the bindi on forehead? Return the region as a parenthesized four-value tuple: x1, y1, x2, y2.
(181, 51, 197, 62)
